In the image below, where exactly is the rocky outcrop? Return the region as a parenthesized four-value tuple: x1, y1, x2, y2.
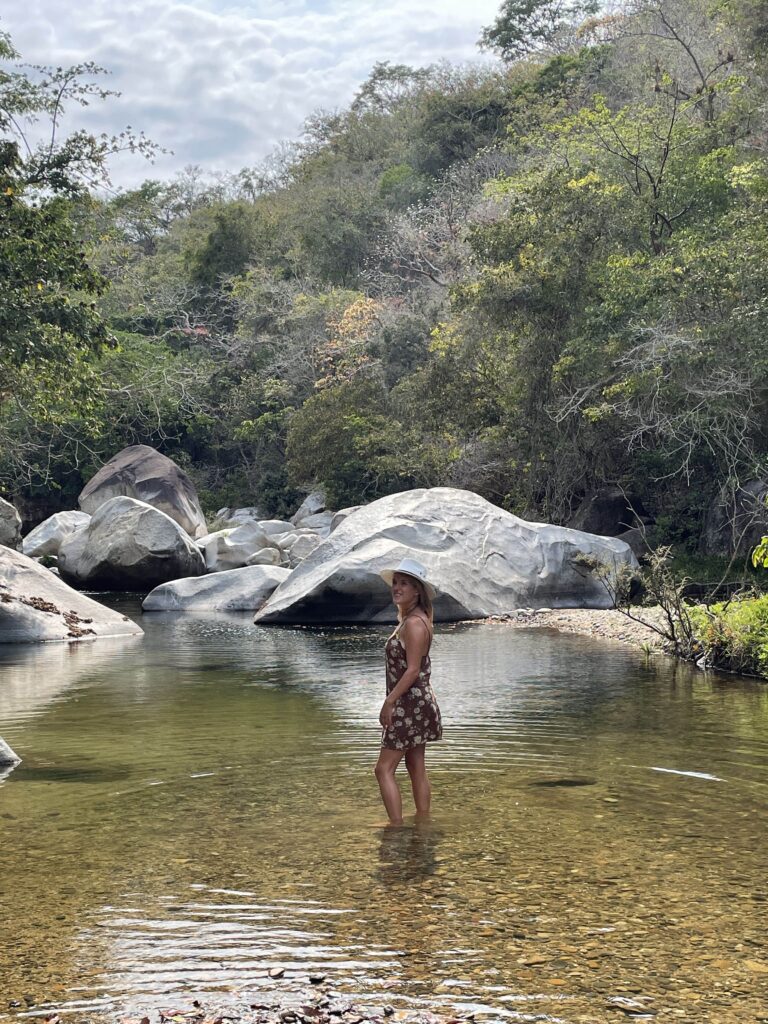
(59, 496, 205, 591)
(0, 497, 22, 551)
(22, 511, 91, 558)
(142, 565, 290, 611)
(79, 444, 208, 538)
(0, 546, 144, 642)
(255, 487, 637, 625)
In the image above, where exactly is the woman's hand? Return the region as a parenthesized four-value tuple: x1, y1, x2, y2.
(379, 697, 395, 729)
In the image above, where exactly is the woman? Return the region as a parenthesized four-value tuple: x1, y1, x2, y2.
(375, 557, 442, 825)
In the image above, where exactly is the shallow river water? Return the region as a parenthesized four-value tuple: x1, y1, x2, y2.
(0, 602, 767, 1023)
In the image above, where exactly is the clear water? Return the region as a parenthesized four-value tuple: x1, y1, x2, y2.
(0, 600, 767, 1023)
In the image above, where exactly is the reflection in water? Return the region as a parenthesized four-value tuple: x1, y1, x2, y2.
(0, 603, 766, 1022)
(375, 820, 441, 885)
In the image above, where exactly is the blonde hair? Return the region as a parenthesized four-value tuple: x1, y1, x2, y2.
(397, 576, 434, 629)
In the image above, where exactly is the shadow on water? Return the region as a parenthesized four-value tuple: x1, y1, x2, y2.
(375, 819, 442, 885)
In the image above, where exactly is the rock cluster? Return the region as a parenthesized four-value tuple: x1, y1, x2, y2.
(9, 449, 641, 631)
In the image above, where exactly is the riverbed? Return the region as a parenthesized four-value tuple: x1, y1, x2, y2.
(0, 601, 766, 1023)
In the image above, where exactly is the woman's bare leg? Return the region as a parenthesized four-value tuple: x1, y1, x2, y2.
(375, 748, 405, 824)
(405, 744, 431, 815)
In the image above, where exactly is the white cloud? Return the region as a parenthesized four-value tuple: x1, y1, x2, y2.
(3, 0, 502, 189)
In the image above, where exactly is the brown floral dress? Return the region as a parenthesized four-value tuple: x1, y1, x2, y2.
(382, 618, 442, 751)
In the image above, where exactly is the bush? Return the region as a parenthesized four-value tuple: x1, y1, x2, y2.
(689, 596, 768, 678)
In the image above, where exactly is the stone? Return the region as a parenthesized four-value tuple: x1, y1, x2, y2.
(79, 444, 208, 538)
(291, 490, 326, 526)
(330, 507, 361, 532)
(287, 533, 322, 567)
(0, 545, 144, 642)
(246, 547, 283, 567)
(299, 511, 334, 531)
(0, 736, 21, 767)
(22, 511, 91, 558)
(0, 497, 22, 551)
(212, 506, 266, 529)
(259, 519, 295, 536)
(59, 496, 205, 591)
(203, 521, 274, 572)
(142, 565, 290, 611)
(255, 487, 638, 625)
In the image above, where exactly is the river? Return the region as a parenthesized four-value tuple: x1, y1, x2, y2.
(0, 600, 766, 1022)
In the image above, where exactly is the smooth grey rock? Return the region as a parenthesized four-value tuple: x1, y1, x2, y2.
(291, 490, 326, 526)
(259, 519, 295, 536)
(79, 444, 208, 538)
(212, 506, 266, 529)
(59, 496, 205, 591)
(0, 497, 22, 550)
(330, 507, 361, 532)
(287, 533, 322, 567)
(143, 565, 290, 611)
(0, 545, 144, 642)
(246, 547, 282, 566)
(299, 511, 334, 531)
(22, 511, 91, 558)
(271, 531, 298, 551)
(203, 521, 274, 572)
(255, 487, 638, 625)
(0, 737, 21, 767)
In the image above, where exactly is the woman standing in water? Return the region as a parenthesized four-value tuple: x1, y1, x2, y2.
(375, 558, 442, 825)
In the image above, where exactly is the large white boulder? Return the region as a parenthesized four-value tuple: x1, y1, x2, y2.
(59, 496, 205, 591)
(0, 546, 144, 642)
(79, 444, 208, 538)
(255, 487, 638, 625)
(203, 521, 276, 572)
(143, 565, 290, 611)
(22, 511, 91, 558)
(0, 497, 22, 550)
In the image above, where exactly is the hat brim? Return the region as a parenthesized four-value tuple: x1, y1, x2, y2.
(379, 568, 436, 600)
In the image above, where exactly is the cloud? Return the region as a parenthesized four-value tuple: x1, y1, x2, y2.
(3, 0, 502, 189)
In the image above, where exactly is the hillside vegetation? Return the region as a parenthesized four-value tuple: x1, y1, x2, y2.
(2, 0, 768, 556)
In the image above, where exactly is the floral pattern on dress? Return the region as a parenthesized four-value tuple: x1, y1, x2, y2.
(381, 626, 442, 751)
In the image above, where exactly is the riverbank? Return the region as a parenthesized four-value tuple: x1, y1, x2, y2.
(489, 606, 669, 651)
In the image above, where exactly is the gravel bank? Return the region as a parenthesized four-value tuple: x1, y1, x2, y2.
(489, 606, 669, 651)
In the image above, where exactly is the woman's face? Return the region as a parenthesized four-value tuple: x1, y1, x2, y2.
(391, 572, 419, 608)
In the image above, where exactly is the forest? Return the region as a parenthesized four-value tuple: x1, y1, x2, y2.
(2, 0, 768, 561)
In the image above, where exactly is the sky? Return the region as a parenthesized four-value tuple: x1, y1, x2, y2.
(3, 0, 502, 191)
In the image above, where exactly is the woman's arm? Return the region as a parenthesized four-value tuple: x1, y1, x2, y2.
(379, 617, 430, 728)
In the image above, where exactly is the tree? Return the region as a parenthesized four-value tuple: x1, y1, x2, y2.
(480, 0, 600, 61)
(0, 31, 158, 493)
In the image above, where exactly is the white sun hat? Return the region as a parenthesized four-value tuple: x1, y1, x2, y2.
(379, 557, 436, 599)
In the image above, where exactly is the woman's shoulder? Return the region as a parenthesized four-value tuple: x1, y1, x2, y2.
(402, 613, 432, 642)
